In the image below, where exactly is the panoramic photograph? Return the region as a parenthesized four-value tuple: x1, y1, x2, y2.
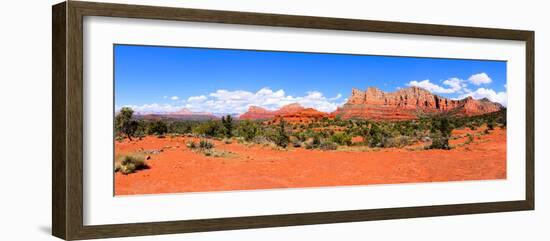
(113, 45, 507, 196)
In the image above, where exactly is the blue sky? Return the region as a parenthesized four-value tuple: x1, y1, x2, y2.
(115, 44, 507, 114)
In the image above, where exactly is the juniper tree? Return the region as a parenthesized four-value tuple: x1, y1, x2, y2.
(115, 107, 138, 141)
(221, 115, 234, 138)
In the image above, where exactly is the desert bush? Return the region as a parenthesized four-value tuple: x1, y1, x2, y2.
(221, 115, 234, 138)
(430, 132, 449, 149)
(134, 121, 147, 139)
(223, 138, 233, 144)
(271, 120, 290, 148)
(202, 149, 232, 157)
(193, 120, 223, 137)
(115, 155, 147, 175)
(168, 121, 194, 134)
(294, 131, 308, 142)
(331, 132, 352, 146)
(319, 140, 338, 150)
(312, 135, 321, 146)
(235, 136, 246, 144)
(465, 133, 474, 144)
(487, 120, 495, 130)
(365, 123, 385, 147)
(199, 139, 215, 149)
(186, 140, 197, 149)
(251, 135, 271, 145)
(291, 137, 302, 148)
(429, 117, 453, 150)
(147, 120, 168, 135)
(382, 135, 412, 148)
(236, 120, 260, 141)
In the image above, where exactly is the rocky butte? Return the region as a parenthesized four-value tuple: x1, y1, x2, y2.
(270, 107, 329, 124)
(332, 86, 504, 120)
(239, 103, 306, 120)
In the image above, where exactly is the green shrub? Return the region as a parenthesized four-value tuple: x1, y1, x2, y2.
(319, 140, 338, 150)
(465, 133, 474, 144)
(193, 120, 223, 137)
(429, 117, 453, 150)
(168, 121, 193, 134)
(382, 135, 412, 148)
(115, 155, 147, 175)
(487, 120, 495, 130)
(331, 132, 352, 146)
(271, 120, 289, 148)
(251, 136, 271, 145)
(115, 135, 125, 142)
(291, 138, 302, 148)
(430, 132, 450, 150)
(199, 139, 214, 149)
(236, 120, 260, 141)
(366, 123, 385, 147)
(186, 140, 197, 149)
(295, 132, 307, 142)
(114, 107, 138, 141)
(221, 115, 234, 138)
(147, 120, 168, 135)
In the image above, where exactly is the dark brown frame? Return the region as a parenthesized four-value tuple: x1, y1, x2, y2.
(52, 1, 535, 240)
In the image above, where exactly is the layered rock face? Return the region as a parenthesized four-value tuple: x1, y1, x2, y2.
(239, 103, 306, 120)
(271, 107, 329, 124)
(333, 86, 503, 120)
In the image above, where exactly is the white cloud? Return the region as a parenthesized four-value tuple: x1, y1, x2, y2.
(458, 87, 507, 107)
(468, 72, 492, 85)
(135, 87, 346, 114)
(187, 95, 207, 102)
(442, 77, 467, 93)
(407, 79, 457, 94)
(170, 96, 179, 100)
(122, 103, 186, 113)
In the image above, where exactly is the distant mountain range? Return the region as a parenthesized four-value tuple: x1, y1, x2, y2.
(135, 108, 217, 121)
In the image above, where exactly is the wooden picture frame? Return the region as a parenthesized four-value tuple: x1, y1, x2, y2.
(52, 1, 534, 240)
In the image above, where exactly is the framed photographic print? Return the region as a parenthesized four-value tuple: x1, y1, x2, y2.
(52, 1, 534, 240)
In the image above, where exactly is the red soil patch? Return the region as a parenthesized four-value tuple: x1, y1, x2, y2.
(115, 129, 506, 195)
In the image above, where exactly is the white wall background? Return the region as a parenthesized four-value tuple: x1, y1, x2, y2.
(0, 0, 547, 240)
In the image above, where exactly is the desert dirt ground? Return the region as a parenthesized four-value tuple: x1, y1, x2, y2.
(114, 128, 506, 195)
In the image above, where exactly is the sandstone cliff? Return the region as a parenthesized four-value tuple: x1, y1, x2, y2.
(239, 103, 306, 120)
(332, 86, 503, 120)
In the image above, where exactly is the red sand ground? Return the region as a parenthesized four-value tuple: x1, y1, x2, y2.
(115, 128, 506, 195)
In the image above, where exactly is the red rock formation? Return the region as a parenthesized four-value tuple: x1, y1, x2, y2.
(238, 106, 275, 120)
(275, 103, 305, 115)
(271, 108, 329, 124)
(240, 87, 503, 121)
(332, 86, 503, 120)
(239, 103, 306, 120)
